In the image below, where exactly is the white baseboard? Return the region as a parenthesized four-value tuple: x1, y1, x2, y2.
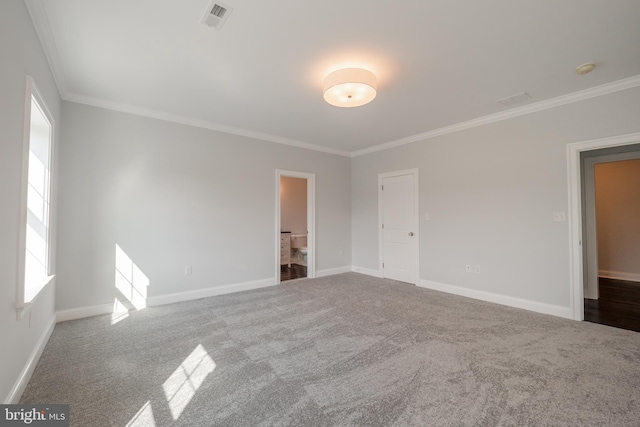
(52, 267, 356, 324)
(5, 316, 56, 404)
(56, 303, 114, 323)
(315, 266, 352, 278)
(147, 277, 275, 307)
(599, 270, 640, 283)
(419, 279, 573, 320)
(351, 266, 383, 278)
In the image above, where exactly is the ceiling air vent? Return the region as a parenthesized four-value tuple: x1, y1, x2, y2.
(496, 92, 532, 107)
(200, 1, 233, 30)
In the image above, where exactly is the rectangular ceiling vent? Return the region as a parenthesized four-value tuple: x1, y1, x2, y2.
(497, 92, 532, 107)
(200, 1, 233, 30)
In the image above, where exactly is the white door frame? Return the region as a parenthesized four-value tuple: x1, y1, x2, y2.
(275, 170, 316, 284)
(378, 168, 420, 284)
(567, 131, 640, 320)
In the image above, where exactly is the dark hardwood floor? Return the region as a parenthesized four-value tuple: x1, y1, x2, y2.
(281, 264, 307, 281)
(584, 278, 640, 332)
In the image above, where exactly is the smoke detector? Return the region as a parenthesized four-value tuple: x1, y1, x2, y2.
(200, 1, 233, 30)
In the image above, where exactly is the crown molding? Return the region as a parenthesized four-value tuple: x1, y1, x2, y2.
(64, 92, 351, 157)
(351, 74, 640, 157)
(23, 0, 640, 158)
(62, 73, 640, 159)
(24, 0, 349, 157)
(23, 0, 69, 98)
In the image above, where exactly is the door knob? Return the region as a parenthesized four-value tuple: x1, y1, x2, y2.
(408, 232, 414, 236)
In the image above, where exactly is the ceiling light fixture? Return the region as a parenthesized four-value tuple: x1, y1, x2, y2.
(323, 68, 377, 107)
(576, 63, 596, 75)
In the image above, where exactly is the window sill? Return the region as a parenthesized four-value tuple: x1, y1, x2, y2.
(17, 274, 55, 320)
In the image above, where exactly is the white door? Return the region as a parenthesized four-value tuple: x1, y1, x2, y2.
(380, 171, 418, 284)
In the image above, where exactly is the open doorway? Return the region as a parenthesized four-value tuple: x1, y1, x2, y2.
(567, 134, 640, 322)
(275, 170, 315, 284)
(582, 153, 640, 331)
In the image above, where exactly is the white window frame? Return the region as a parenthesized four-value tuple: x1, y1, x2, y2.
(16, 76, 55, 319)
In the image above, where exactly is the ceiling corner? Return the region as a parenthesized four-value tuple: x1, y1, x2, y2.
(24, 0, 70, 99)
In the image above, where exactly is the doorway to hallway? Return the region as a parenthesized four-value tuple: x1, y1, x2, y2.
(567, 133, 640, 321)
(582, 154, 640, 331)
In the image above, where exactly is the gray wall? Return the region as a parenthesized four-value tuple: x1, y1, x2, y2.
(595, 159, 640, 277)
(56, 102, 351, 311)
(0, 1, 60, 402)
(352, 86, 640, 308)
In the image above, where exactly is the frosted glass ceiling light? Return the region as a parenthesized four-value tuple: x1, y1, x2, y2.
(323, 68, 377, 107)
(576, 63, 596, 75)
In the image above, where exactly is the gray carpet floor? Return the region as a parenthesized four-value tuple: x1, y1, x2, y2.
(20, 273, 640, 426)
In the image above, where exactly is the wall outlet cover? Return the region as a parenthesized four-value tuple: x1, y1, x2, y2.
(553, 212, 566, 222)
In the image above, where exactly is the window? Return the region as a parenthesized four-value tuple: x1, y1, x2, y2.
(18, 76, 54, 311)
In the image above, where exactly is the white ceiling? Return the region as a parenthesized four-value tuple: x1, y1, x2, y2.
(27, 0, 640, 155)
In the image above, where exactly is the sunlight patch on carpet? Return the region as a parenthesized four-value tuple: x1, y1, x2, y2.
(163, 344, 216, 420)
(125, 401, 156, 427)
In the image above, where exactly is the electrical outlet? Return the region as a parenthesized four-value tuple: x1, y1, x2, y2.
(185, 266, 192, 275)
(465, 265, 471, 273)
(552, 212, 566, 222)
(424, 213, 430, 221)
